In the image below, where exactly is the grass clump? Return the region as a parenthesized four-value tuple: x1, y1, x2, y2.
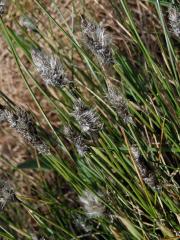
(0, 0, 179, 239)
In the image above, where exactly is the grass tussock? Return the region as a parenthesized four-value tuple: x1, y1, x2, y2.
(0, 0, 180, 239)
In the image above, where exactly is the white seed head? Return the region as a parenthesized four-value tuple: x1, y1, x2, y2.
(96, 25, 112, 47)
(0, 0, 8, 16)
(174, 231, 180, 237)
(81, 15, 113, 65)
(64, 126, 88, 156)
(130, 145, 140, 161)
(35, 142, 50, 155)
(168, 5, 180, 37)
(130, 145, 158, 189)
(72, 99, 102, 136)
(107, 87, 133, 124)
(75, 136, 88, 156)
(81, 15, 97, 35)
(74, 215, 93, 232)
(63, 126, 76, 141)
(79, 190, 105, 218)
(0, 181, 16, 210)
(31, 49, 69, 87)
(19, 15, 37, 32)
(5, 107, 50, 155)
(0, 105, 6, 122)
(143, 174, 157, 189)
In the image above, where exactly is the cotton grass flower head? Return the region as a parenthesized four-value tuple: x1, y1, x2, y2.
(0, 0, 8, 16)
(5, 107, 50, 154)
(168, 5, 180, 37)
(79, 190, 105, 218)
(31, 48, 70, 87)
(0, 105, 6, 122)
(63, 125, 78, 141)
(107, 86, 133, 124)
(74, 136, 88, 156)
(74, 215, 93, 232)
(131, 145, 159, 189)
(20, 15, 38, 32)
(0, 180, 16, 210)
(64, 126, 88, 156)
(81, 15, 113, 65)
(72, 99, 102, 136)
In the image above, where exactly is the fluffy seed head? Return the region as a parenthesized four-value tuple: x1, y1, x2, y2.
(74, 136, 88, 156)
(0, 105, 6, 122)
(5, 107, 50, 154)
(131, 146, 158, 189)
(72, 99, 102, 135)
(107, 87, 133, 124)
(64, 126, 88, 156)
(74, 215, 93, 232)
(131, 145, 140, 160)
(63, 126, 77, 141)
(81, 15, 113, 65)
(0, 0, 8, 16)
(35, 142, 50, 155)
(0, 180, 16, 210)
(20, 15, 38, 32)
(79, 190, 105, 218)
(168, 5, 180, 37)
(81, 15, 97, 36)
(31, 48, 69, 87)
